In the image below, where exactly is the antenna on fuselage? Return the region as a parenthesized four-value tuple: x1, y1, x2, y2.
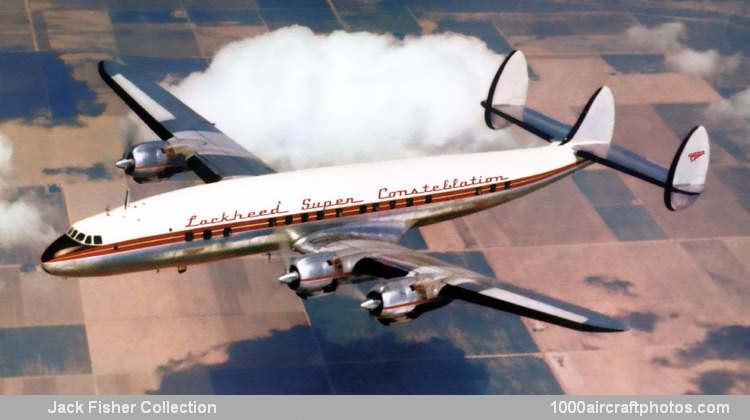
(124, 188, 130, 209)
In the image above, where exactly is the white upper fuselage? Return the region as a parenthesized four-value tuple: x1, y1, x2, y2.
(72, 143, 576, 245)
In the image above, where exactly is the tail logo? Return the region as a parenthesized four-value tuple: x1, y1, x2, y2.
(688, 150, 705, 162)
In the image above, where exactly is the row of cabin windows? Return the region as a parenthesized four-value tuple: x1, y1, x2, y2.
(66, 227, 102, 245)
(180, 187, 505, 242)
(264, 195, 432, 227)
(185, 227, 232, 242)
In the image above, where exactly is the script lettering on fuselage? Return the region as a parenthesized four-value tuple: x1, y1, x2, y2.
(378, 174, 509, 199)
(185, 201, 287, 227)
(301, 196, 363, 212)
(184, 174, 509, 228)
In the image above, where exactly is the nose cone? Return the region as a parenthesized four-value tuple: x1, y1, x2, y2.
(40, 234, 81, 275)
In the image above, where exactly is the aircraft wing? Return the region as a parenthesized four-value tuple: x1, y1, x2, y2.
(305, 238, 626, 332)
(99, 60, 275, 183)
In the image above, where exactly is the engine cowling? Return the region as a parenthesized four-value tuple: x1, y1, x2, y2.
(116, 141, 189, 183)
(360, 277, 443, 325)
(277, 252, 344, 297)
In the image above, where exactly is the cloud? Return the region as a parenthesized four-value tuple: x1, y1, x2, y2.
(155, 26, 513, 170)
(627, 23, 747, 126)
(728, 87, 750, 119)
(625, 22, 742, 78)
(665, 48, 741, 78)
(0, 131, 14, 184)
(704, 87, 750, 126)
(0, 131, 55, 250)
(625, 22, 685, 52)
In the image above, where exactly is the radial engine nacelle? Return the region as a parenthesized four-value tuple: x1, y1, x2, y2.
(115, 141, 190, 183)
(278, 252, 345, 297)
(360, 276, 447, 325)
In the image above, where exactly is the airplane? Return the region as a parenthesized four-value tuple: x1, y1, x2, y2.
(41, 50, 710, 332)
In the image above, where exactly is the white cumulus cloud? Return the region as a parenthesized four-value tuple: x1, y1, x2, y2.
(0, 131, 55, 250)
(626, 22, 742, 78)
(158, 26, 513, 170)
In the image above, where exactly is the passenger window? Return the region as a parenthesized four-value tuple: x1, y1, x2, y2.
(268, 218, 276, 227)
(185, 231, 194, 242)
(301, 213, 309, 223)
(284, 215, 293, 225)
(372, 203, 379, 212)
(335, 208, 343, 217)
(389, 200, 396, 209)
(406, 198, 414, 207)
(504, 181, 511, 190)
(222, 227, 231, 237)
(93, 236, 102, 245)
(359, 204, 367, 214)
(84, 235, 92, 245)
(425, 195, 432, 204)
(203, 230, 212, 240)
(490, 184, 497, 192)
(474, 187, 481, 195)
(316, 210, 324, 220)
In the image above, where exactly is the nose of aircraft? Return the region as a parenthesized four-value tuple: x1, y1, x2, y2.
(40, 234, 80, 274)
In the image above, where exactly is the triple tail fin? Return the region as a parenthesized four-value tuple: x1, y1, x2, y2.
(481, 50, 710, 211)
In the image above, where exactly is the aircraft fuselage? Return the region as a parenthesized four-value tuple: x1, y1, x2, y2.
(41, 143, 586, 277)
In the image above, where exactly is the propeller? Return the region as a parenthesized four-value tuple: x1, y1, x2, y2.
(115, 157, 135, 171)
(116, 117, 140, 174)
(273, 232, 300, 287)
(360, 298, 381, 311)
(278, 271, 299, 285)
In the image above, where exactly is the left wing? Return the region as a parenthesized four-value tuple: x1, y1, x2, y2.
(291, 238, 627, 332)
(99, 60, 275, 183)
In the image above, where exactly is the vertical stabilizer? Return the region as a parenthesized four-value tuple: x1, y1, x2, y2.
(665, 126, 710, 210)
(483, 50, 529, 128)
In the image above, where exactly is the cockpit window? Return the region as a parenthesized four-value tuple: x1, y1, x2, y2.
(66, 227, 103, 245)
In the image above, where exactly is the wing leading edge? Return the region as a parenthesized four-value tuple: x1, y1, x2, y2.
(99, 60, 275, 182)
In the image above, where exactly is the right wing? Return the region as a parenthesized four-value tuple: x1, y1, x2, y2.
(299, 238, 626, 332)
(99, 60, 275, 183)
